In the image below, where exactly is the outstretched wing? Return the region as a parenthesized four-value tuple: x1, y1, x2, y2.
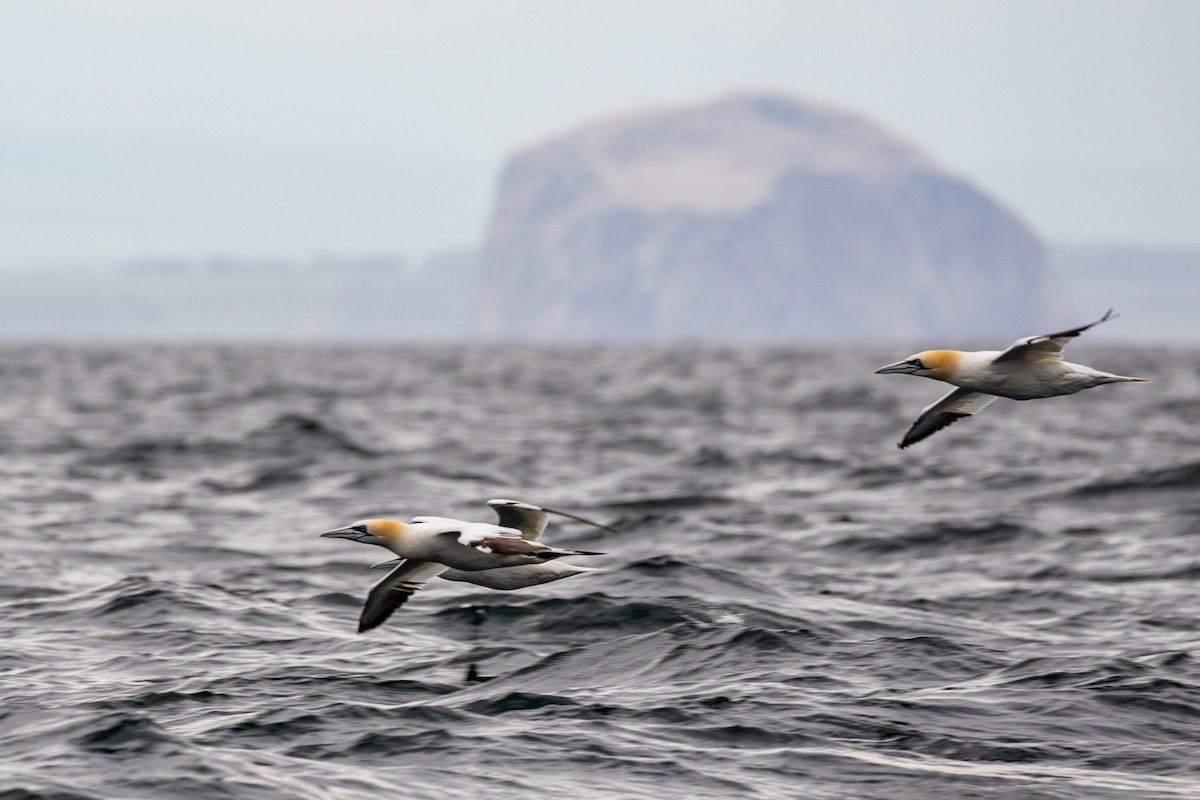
(488, 500, 551, 540)
(357, 559, 447, 633)
(488, 498, 617, 541)
(995, 309, 1117, 363)
(446, 521, 522, 548)
(899, 387, 998, 449)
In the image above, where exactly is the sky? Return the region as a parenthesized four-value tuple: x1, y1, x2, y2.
(1, 0, 1197, 267)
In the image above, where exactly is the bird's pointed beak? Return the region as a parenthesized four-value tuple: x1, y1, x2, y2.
(321, 526, 364, 540)
(875, 361, 920, 375)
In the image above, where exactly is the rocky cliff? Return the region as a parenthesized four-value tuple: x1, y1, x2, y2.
(475, 93, 1062, 342)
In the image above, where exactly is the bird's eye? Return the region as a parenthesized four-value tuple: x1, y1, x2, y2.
(352, 524, 369, 534)
(907, 358, 924, 368)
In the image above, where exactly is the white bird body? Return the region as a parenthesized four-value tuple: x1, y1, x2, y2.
(441, 561, 606, 590)
(876, 310, 1147, 448)
(365, 557, 607, 590)
(932, 349, 1137, 400)
(322, 516, 598, 572)
(320, 498, 613, 632)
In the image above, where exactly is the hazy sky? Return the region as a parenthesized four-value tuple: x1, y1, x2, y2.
(1, 0, 1197, 266)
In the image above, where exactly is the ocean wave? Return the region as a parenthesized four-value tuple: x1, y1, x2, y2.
(4, 343, 1200, 799)
(831, 520, 1037, 555)
(1068, 460, 1200, 496)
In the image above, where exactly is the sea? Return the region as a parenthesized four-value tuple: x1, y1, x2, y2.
(2, 342, 1198, 800)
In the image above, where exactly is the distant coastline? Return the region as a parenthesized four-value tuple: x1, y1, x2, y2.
(0, 245, 1193, 342)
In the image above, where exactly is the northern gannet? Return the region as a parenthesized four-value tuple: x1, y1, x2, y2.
(322, 499, 613, 632)
(875, 309, 1147, 448)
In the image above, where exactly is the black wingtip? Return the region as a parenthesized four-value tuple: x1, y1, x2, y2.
(357, 607, 390, 634)
(542, 505, 620, 534)
(1090, 308, 1119, 329)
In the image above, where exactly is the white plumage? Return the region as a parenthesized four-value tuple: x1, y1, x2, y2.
(320, 498, 613, 632)
(876, 309, 1147, 448)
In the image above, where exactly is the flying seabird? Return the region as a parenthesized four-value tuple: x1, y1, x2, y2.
(875, 309, 1147, 448)
(366, 499, 612, 587)
(321, 499, 613, 632)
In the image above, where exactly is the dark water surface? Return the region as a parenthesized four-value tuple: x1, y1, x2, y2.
(2, 343, 1199, 799)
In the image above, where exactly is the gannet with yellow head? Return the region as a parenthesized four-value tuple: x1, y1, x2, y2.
(876, 309, 1147, 448)
(368, 498, 613, 590)
(321, 499, 614, 632)
(320, 516, 604, 572)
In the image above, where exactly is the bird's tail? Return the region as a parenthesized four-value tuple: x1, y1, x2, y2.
(568, 564, 608, 574)
(546, 548, 605, 558)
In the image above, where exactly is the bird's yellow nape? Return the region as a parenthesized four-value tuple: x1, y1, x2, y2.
(364, 519, 406, 540)
(912, 349, 962, 378)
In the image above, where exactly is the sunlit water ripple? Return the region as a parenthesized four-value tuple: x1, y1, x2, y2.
(2, 342, 1199, 799)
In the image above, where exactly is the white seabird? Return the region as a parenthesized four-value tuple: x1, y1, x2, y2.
(875, 309, 1147, 449)
(369, 499, 613, 587)
(321, 499, 613, 632)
